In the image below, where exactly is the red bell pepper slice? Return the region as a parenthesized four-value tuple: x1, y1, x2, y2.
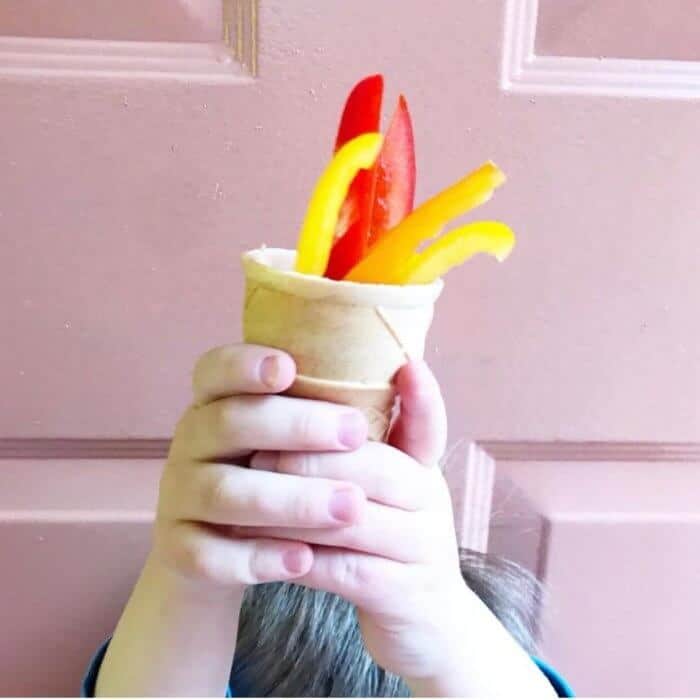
(369, 94, 415, 245)
(334, 74, 384, 150)
(326, 78, 417, 280)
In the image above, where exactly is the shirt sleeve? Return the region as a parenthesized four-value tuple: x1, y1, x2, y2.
(80, 639, 110, 697)
(532, 656, 575, 697)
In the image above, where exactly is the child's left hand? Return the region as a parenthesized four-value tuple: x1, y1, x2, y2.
(249, 361, 554, 697)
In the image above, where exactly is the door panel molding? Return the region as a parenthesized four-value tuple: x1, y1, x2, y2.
(502, 0, 700, 99)
(3, 438, 699, 462)
(481, 440, 700, 462)
(0, 0, 257, 82)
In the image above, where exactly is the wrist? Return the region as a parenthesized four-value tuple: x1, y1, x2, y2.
(405, 585, 555, 698)
(402, 584, 480, 696)
(94, 550, 245, 696)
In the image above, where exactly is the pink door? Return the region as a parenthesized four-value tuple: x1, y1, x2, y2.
(1, 1, 698, 695)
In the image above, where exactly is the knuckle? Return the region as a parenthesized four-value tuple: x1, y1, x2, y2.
(159, 525, 221, 583)
(328, 553, 374, 591)
(288, 491, 319, 525)
(245, 548, 263, 584)
(182, 546, 220, 582)
(294, 409, 319, 449)
(240, 488, 279, 521)
(191, 346, 226, 396)
(247, 544, 275, 584)
(248, 487, 316, 525)
(224, 345, 248, 378)
(248, 491, 273, 518)
(202, 471, 235, 516)
(276, 452, 315, 477)
(180, 543, 217, 581)
(211, 400, 234, 437)
(210, 400, 244, 447)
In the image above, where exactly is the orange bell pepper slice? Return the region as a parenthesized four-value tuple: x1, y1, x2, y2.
(294, 133, 383, 276)
(396, 221, 515, 284)
(344, 161, 505, 284)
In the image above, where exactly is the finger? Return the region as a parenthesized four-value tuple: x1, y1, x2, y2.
(192, 344, 296, 405)
(172, 462, 366, 528)
(294, 546, 416, 614)
(178, 395, 368, 461)
(389, 360, 447, 466)
(240, 500, 430, 563)
(158, 521, 314, 586)
(250, 442, 432, 511)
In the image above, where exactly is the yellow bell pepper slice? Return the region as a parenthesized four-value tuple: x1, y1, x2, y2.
(396, 221, 515, 284)
(295, 132, 383, 276)
(344, 161, 505, 284)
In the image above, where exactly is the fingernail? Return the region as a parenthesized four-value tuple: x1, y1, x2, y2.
(250, 451, 279, 470)
(329, 487, 361, 523)
(337, 412, 367, 449)
(259, 356, 281, 389)
(283, 547, 309, 575)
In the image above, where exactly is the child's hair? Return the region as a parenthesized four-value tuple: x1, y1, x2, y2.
(233, 551, 542, 697)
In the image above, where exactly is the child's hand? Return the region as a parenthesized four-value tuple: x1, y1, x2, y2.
(147, 344, 553, 697)
(153, 344, 369, 593)
(247, 361, 555, 697)
(95, 343, 372, 696)
(243, 360, 474, 686)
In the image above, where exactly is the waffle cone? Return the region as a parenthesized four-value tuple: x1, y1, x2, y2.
(242, 248, 442, 440)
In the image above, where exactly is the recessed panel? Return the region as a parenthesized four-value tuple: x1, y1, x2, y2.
(0, 0, 221, 42)
(536, 0, 700, 61)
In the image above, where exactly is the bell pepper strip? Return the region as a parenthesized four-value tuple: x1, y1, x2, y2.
(395, 221, 515, 284)
(335, 74, 384, 150)
(327, 95, 416, 279)
(325, 213, 371, 280)
(325, 161, 377, 280)
(344, 161, 506, 284)
(294, 132, 383, 276)
(369, 94, 415, 245)
(333, 74, 384, 240)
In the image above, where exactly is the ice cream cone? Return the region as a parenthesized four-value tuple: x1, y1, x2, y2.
(242, 248, 443, 440)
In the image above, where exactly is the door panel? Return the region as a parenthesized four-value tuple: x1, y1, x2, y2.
(0, 0, 222, 42)
(492, 460, 700, 696)
(0, 460, 159, 696)
(1, 1, 698, 695)
(2, 0, 699, 441)
(536, 0, 700, 61)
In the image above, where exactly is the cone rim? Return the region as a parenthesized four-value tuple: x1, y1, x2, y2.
(242, 247, 443, 307)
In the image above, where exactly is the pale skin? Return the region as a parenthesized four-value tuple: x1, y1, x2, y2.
(95, 344, 556, 697)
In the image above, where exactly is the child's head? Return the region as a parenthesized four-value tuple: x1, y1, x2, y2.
(233, 550, 540, 697)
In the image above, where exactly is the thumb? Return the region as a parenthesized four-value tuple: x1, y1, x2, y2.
(389, 360, 447, 466)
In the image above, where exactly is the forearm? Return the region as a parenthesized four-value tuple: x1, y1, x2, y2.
(405, 593, 557, 698)
(95, 553, 243, 697)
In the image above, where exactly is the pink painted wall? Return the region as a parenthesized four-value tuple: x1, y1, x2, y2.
(1, 0, 699, 695)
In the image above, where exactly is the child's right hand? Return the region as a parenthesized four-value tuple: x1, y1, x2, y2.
(152, 343, 369, 593)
